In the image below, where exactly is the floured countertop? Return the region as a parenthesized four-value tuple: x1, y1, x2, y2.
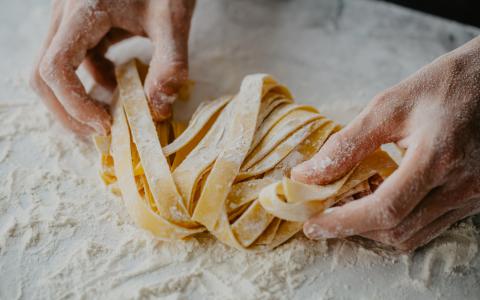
(0, 0, 479, 299)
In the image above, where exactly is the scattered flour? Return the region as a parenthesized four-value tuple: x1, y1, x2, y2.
(1, 65, 479, 300)
(1, 0, 480, 299)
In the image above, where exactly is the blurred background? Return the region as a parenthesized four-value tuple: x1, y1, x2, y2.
(383, 0, 480, 27)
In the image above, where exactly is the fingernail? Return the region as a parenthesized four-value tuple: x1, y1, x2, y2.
(149, 92, 174, 121)
(304, 223, 336, 239)
(91, 122, 107, 136)
(291, 163, 308, 181)
(97, 117, 112, 135)
(290, 167, 300, 181)
(323, 208, 335, 215)
(304, 224, 319, 238)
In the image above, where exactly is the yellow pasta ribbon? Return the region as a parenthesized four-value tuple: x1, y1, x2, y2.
(95, 60, 397, 251)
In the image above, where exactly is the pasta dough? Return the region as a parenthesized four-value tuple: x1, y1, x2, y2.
(95, 60, 397, 251)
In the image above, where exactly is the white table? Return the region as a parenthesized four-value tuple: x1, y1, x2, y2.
(0, 0, 479, 299)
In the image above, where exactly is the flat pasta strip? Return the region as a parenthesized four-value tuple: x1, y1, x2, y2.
(242, 109, 322, 170)
(116, 62, 195, 228)
(95, 62, 398, 251)
(109, 94, 202, 239)
(250, 104, 317, 151)
(227, 178, 276, 212)
(259, 150, 397, 222)
(237, 119, 332, 180)
(163, 96, 231, 156)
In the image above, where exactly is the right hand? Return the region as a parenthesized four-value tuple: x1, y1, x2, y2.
(291, 36, 480, 251)
(30, 0, 196, 135)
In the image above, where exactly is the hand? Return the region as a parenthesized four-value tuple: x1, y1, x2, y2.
(30, 0, 195, 135)
(291, 36, 480, 251)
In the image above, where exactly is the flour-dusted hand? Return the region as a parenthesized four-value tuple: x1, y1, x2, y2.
(291, 36, 480, 251)
(30, 0, 195, 135)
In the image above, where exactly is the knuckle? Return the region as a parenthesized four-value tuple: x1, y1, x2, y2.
(148, 62, 188, 90)
(366, 89, 404, 134)
(38, 59, 51, 81)
(380, 202, 404, 229)
(147, 66, 189, 102)
(164, 62, 188, 83)
(166, 59, 188, 72)
(39, 52, 65, 82)
(29, 69, 42, 93)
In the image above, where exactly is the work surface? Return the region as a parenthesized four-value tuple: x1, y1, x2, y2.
(1, 0, 479, 299)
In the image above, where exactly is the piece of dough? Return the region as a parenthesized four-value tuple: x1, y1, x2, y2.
(95, 60, 398, 251)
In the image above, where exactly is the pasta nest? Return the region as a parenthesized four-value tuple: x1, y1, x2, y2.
(95, 60, 397, 251)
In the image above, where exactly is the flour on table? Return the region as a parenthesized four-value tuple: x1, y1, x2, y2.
(1, 0, 480, 299)
(1, 81, 478, 299)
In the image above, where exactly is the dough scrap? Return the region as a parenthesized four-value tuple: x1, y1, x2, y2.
(95, 60, 398, 250)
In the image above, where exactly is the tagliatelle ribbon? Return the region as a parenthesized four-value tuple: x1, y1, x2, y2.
(95, 60, 397, 251)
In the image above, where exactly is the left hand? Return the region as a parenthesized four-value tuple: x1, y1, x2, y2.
(291, 36, 480, 251)
(30, 0, 195, 135)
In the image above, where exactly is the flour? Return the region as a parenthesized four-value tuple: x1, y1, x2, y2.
(1, 75, 479, 300)
(1, 0, 480, 299)
(310, 157, 334, 173)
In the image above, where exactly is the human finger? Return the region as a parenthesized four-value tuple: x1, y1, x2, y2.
(291, 89, 407, 185)
(360, 185, 457, 245)
(303, 143, 436, 239)
(395, 198, 480, 251)
(30, 0, 94, 134)
(83, 28, 134, 91)
(39, 2, 112, 134)
(142, 0, 195, 121)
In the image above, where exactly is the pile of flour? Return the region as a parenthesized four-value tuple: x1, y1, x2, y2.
(1, 0, 480, 299)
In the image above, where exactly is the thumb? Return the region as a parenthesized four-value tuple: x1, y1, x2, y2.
(291, 93, 402, 185)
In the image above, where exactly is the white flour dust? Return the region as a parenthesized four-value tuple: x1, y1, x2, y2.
(1, 71, 479, 300)
(1, 0, 480, 299)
